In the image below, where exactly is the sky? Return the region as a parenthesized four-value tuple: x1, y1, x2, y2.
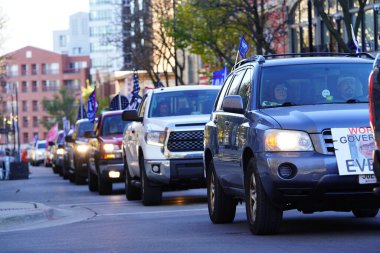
(0, 0, 89, 54)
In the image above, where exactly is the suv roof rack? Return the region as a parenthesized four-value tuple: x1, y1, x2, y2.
(233, 55, 265, 70)
(263, 52, 375, 60)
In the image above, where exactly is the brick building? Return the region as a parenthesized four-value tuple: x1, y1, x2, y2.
(1, 46, 90, 146)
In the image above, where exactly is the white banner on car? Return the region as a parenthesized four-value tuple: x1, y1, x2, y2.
(331, 127, 375, 176)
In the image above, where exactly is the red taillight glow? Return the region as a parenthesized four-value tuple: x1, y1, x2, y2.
(369, 70, 375, 130)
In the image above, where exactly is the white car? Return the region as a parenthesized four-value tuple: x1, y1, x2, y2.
(29, 140, 47, 166)
(122, 85, 220, 206)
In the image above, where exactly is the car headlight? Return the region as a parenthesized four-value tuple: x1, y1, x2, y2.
(145, 131, 166, 146)
(102, 143, 120, 152)
(57, 148, 65, 155)
(264, 129, 313, 151)
(76, 144, 89, 153)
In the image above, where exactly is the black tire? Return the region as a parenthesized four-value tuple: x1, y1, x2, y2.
(88, 167, 98, 192)
(352, 208, 379, 218)
(140, 155, 162, 206)
(74, 159, 86, 185)
(207, 159, 236, 223)
(98, 169, 112, 195)
(124, 157, 141, 200)
(245, 158, 283, 235)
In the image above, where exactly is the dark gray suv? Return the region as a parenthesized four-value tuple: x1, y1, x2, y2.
(204, 53, 380, 235)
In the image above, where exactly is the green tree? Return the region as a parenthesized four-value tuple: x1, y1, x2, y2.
(42, 87, 76, 130)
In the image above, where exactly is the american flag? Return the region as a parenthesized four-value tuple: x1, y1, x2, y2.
(133, 69, 140, 98)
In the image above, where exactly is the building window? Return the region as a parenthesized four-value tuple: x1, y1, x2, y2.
(32, 81, 38, 92)
(26, 50, 32, 58)
(33, 116, 38, 127)
(31, 64, 38, 75)
(22, 81, 28, 92)
(22, 101, 28, 112)
(23, 132, 29, 143)
(23, 116, 28, 128)
(59, 35, 67, 47)
(32, 101, 38, 112)
(21, 64, 27, 76)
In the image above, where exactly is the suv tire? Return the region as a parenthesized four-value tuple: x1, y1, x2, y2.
(207, 159, 236, 223)
(124, 158, 141, 200)
(140, 155, 162, 206)
(245, 158, 283, 235)
(88, 168, 98, 192)
(98, 170, 112, 195)
(352, 208, 379, 218)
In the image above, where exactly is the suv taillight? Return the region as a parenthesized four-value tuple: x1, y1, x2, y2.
(369, 70, 375, 130)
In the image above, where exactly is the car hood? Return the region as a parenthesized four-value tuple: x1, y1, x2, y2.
(100, 135, 123, 144)
(146, 115, 210, 131)
(261, 104, 370, 133)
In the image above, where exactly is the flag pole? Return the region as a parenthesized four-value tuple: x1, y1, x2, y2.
(118, 92, 122, 110)
(233, 50, 239, 71)
(80, 91, 83, 119)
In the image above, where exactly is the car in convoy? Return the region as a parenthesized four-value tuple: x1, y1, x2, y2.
(65, 119, 95, 184)
(51, 130, 65, 175)
(29, 140, 47, 166)
(204, 53, 380, 235)
(122, 85, 220, 205)
(87, 110, 125, 195)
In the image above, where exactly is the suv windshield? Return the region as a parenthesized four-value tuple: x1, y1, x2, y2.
(101, 114, 124, 136)
(259, 63, 372, 108)
(77, 121, 94, 137)
(148, 90, 218, 117)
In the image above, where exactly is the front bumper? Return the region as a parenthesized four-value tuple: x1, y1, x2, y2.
(144, 158, 205, 188)
(98, 158, 125, 183)
(256, 151, 380, 211)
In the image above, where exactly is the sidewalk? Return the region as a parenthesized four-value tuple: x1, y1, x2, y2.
(0, 201, 95, 232)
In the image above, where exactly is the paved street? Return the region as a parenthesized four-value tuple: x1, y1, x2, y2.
(0, 165, 380, 253)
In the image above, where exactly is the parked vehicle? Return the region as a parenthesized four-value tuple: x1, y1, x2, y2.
(62, 130, 74, 180)
(369, 53, 380, 192)
(87, 110, 125, 195)
(204, 53, 380, 235)
(122, 85, 220, 205)
(65, 119, 94, 184)
(29, 140, 47, 166)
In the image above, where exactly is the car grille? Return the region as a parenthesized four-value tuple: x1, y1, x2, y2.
(322, 129, 335, 155)
(167, 131, 204, 152)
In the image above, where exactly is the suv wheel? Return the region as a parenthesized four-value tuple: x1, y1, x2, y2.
(140, 155, 162, 206)
(207, 159, 236, 223)
(88, 167, 98, 192)
(98, 169, 112, 195)
(352, 208, 379, 218)
(245, 158, 283, 235)
(124, 158, 141, 200)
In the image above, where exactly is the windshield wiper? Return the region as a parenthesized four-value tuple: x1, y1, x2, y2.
(281, 102, 297, 106)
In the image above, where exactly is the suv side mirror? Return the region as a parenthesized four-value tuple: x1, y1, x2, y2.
(84, 131, 95, 138)
(65, 135, 73, 143)
(122, 109, 143, 122)
(222, 95, 245, 114)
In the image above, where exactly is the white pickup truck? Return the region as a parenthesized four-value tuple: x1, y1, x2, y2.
(122, 85, 220, 205)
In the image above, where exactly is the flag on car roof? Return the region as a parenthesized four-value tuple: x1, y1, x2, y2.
(87, 86, 98, 122)
(46, 123, 58, 143)
(133, 69, 140, 98)
(350, 24, 361, 53)
(238, 35, 249, 58)
(77, 94, 87, 121)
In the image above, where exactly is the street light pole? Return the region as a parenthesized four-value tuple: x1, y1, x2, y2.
(14, 82, 20, 162)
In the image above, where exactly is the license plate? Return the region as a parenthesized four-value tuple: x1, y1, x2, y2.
(358, 174, 377, 184)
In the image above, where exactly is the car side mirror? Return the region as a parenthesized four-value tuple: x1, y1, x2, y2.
(84, 131, 95, 138)
(65, 135, 73, 143)
(222, 95, 245, 114)
(122, 109, 143, 122)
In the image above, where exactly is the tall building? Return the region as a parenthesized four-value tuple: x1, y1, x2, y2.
(53, 12, 90, 56)
(1, 46, 90, 146)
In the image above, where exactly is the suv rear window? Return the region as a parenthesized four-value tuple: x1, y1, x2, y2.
(259, 63, 372, 108)
(148, 90, 218, 117)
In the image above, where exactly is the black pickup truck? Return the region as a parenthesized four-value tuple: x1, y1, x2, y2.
(369, 54, 380, 190)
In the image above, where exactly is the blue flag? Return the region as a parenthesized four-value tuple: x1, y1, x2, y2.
(238, 35, 249, 58)
(87, 87, 98, 123)
(212, 66, 229, 86)
(133, 70, 140, 98)
(76, 101, 87, 121)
